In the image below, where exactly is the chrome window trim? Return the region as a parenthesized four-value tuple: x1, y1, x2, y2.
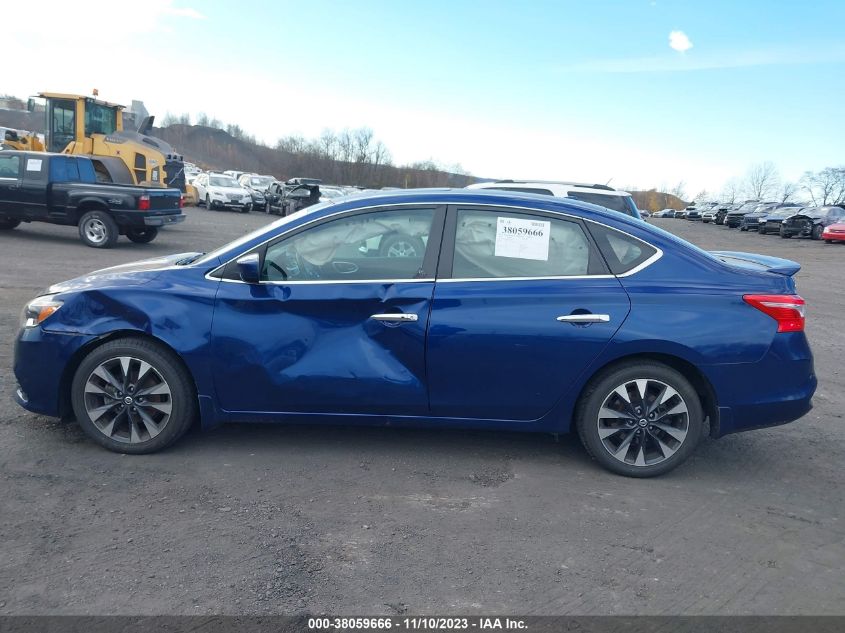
(203, 201, 663, 284)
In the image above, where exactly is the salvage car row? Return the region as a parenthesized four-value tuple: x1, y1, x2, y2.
(655, 200, 845, 243)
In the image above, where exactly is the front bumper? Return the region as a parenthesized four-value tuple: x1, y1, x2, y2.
(822, 230, 845, 242)
(781, 224, 812, 237)
(14, 327, 97, 418)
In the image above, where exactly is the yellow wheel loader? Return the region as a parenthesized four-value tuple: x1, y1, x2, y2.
(25, 92, 185, 191)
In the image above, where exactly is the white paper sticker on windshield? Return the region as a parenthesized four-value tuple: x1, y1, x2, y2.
(26, 159, 42, 172)
(494, 216, 550, 261)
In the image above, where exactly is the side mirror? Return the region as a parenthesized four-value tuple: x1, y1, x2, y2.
(236, 253, 260, 283)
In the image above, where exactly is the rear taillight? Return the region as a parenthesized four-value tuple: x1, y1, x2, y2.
(138, 195, 151, 211)
(179, 194, 185, 208)
(743, 294, 805, 332)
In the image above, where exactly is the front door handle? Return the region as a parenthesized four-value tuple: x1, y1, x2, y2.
(557, 314, 610, 324)
(371, 313, 419, 323)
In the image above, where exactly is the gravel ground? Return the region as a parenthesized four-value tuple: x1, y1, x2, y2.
(0, 209, 842, 615)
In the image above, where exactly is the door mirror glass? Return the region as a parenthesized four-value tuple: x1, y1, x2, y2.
(236, 253, 261, 283)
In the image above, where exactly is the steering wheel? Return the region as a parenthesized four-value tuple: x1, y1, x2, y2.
(266, 260, 287, 281)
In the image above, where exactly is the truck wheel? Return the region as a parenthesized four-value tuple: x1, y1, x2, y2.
(126, 228, 159, 244)
(0, 218, 21, 230)
(79, 210, 119, 248)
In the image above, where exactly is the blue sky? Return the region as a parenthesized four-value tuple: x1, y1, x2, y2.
(7, 0, 845, 195)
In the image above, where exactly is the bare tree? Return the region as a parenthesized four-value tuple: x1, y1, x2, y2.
(800, 167, 845, 206)
(669, 181, 687, 202)
(744, 161, 780, 200)
(779, 181, 798, 203)
(693, 189, 709, 202)
(721, 178, 741, 204)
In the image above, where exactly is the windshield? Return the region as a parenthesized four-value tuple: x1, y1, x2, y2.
(769, 208, 799, 219)
(566, 192, 638, 217)
(209, 176, 238, 187)
(248, 176, 274, 188)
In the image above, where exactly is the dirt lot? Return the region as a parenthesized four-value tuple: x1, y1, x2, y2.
(0, 209, 842, 615)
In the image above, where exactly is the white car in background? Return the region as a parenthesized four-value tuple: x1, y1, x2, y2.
(193, 173, 253, 213)
(466, 180, 642, 219)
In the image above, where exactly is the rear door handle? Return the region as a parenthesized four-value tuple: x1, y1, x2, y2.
(371, 313, 419, 323)
(557, 314, 610, 324)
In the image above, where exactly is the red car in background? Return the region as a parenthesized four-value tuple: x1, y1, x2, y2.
(822, 223, 845, 243)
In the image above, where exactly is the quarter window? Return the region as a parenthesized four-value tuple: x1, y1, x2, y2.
(587, 222, 658, 274)
(452, 208, 593, 278)
(261, 208, 435, 282)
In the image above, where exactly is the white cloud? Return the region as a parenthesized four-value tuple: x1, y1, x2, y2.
(669, 30, 693, 53)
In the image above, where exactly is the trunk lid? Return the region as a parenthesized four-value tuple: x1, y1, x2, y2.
(709, 251, 801, 276)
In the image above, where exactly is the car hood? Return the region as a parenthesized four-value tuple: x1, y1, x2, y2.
(47, 252, 203, 293)
(710, 251, 801, 277)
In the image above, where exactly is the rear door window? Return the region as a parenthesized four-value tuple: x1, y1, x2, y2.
(450, 208, 602, 278)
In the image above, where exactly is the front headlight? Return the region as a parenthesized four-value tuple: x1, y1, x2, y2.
(21, 295, 63, 328)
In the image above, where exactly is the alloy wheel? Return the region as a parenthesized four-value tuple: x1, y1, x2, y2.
(83, 218, 107, 244)
(83, 356, 173, 444)
(387, 241, 417, 257)
(596, 378, 689, 467)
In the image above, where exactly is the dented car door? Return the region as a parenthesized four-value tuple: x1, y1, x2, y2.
(210, 205, 445, 415)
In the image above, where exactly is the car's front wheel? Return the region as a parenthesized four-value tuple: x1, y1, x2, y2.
(71, 338, 197, 454)
(0, 218, 21, 230)
(811, 225, 823, 241)
(576, 362, 704, 477)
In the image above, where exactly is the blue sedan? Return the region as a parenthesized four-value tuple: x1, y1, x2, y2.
(13, 190, 816, 476)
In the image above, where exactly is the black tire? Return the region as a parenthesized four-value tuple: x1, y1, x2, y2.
(205, 195, 213, 210)
(0, 218, 21, 230)
(575, 361, 704, 477)
(780, 231, 791, 238)
(758, 227, 767, 235)
(740, 226, 748, 232)
(242, 204, 252, 214)
(378, 232, 426, 258)
(78, 210, 119, 248)
(825, 239, 834, 244)
(811, 225, 823, 241)
(265, 201, 272, 214)
(70, 338, 197, 454)
(126, 227, 159, 244)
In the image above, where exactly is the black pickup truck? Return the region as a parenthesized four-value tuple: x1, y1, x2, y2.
(0, 151, 184, 248)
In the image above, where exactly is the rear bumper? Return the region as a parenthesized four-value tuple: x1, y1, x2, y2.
(144, 213, 185, 227)
(703, 332, 816, 437)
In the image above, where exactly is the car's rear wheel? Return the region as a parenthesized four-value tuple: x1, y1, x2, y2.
(126, 227, 159, 244)
(78, 210, 119, 248)
(71, 338, 196, 454)
(576, 362, 703, 477)
(379, 233, 425, 258)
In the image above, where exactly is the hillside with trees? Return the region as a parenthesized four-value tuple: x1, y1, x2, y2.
(156, 121, 475, 189)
